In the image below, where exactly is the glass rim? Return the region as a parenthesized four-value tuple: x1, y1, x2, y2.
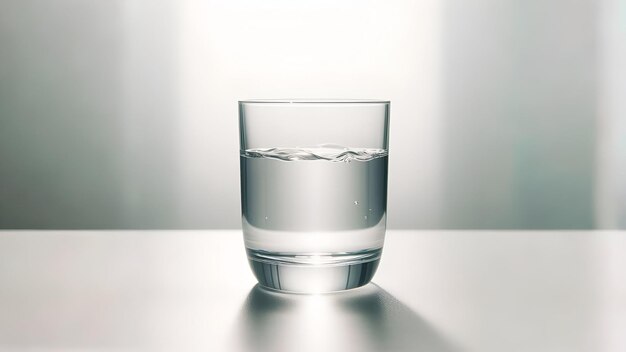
(239, 99, 390, 104)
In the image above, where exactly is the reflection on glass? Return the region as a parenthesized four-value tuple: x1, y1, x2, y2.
(230, 283, 458, 352)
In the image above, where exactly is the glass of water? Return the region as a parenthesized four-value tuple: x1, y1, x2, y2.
(239, 99, 390, 293)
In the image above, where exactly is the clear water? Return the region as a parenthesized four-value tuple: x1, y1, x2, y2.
(240, 145, 388, 256)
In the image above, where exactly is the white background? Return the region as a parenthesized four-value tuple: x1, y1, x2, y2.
(0, 0, 624, 229)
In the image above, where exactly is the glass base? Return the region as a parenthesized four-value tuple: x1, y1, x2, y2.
(246, 248, 382, 294)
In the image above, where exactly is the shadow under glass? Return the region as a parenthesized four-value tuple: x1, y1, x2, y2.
(229, 283, 459, 352)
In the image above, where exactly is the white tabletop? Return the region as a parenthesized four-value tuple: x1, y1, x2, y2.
(0, 230, 624, 352)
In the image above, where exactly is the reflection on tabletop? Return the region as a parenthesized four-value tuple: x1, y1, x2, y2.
(229, 283, 459, 352)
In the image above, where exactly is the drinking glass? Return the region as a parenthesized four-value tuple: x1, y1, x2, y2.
(239, 99, 390, 293)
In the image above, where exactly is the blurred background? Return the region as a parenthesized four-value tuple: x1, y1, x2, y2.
(0, 0, 624, 229)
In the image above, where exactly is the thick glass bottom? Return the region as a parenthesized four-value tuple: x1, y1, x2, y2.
(246, 248, 382, 294)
